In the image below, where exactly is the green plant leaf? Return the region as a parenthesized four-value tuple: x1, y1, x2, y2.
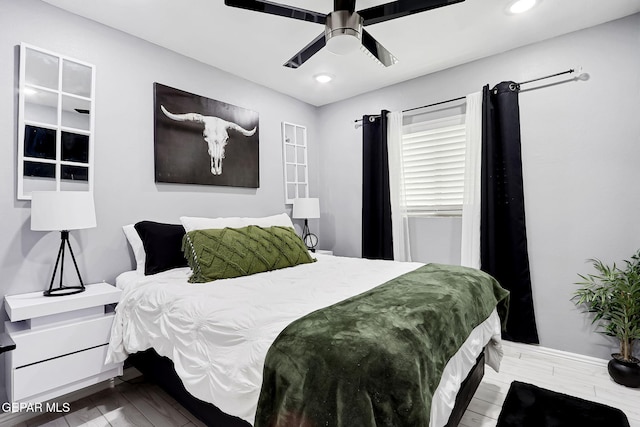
(572, 250, 640, 355)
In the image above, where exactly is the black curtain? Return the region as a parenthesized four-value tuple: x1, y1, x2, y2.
(481, 82, 539, 344)
(362, 111, 393, 260)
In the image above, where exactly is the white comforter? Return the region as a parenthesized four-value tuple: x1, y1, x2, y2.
(106, 254, 502, 426)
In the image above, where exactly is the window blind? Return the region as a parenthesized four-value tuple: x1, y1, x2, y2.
(401, 115, 466, 215)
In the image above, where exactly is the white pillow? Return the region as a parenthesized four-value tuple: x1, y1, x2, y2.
(122, 224, 145, 274)
(180, 213, 295, 233)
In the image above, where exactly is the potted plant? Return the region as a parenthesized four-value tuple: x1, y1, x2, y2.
(573, 250, 640, 388)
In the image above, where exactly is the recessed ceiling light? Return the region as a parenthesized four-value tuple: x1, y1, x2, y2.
(507, 0, 538, 14)
(314, 74, 333, 83)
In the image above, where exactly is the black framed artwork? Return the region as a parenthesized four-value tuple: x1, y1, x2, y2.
(153, 83, 260, 188)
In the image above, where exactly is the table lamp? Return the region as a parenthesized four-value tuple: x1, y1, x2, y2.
(292, 198, 320, 252)
(31, 191, 97, 297)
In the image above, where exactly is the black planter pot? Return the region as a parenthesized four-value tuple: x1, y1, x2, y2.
(608, 354, 640, 388)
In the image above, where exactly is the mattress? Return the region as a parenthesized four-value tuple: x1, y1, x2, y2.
(107, 254, 502, 426)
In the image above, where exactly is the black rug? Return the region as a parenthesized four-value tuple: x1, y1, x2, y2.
(496, 381, 630, 427)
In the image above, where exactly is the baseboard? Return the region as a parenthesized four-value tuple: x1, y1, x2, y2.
(0, 367, 142, 425)
(502, 340, 609, 367)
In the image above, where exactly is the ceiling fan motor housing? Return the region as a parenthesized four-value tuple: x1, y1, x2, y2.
(325, 10, 363, 55)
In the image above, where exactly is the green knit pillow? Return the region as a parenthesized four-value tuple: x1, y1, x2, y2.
(182, 225, 315, 283)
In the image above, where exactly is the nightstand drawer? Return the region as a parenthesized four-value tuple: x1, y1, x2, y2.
(13, 344, 117, 401)
(9, 313, 115, 367)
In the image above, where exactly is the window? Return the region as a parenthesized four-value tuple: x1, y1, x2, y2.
(401, 114, 466, 215)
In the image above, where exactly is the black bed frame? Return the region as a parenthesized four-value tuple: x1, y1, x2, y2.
(129, 348, 485, 427)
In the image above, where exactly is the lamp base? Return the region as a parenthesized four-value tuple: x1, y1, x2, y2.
(44, 286, 86, 297)
(301, 219, 318, 252)
(44, 230, 86, 297)
(303, 233, 318, 252)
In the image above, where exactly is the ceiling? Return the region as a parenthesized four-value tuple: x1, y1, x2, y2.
(41, 0, 640, 106)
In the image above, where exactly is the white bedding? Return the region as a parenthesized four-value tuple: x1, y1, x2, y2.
(107, 254, 502, 426)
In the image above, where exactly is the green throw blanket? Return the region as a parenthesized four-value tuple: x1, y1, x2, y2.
(254, 263, 509, 427)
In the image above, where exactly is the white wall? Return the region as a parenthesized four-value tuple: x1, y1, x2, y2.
(0, 0, 321, 398)
(317, 14, 640, 360)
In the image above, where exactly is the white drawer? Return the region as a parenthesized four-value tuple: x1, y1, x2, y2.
(13, 344, 118, 401)
(10, 313, 115, 367)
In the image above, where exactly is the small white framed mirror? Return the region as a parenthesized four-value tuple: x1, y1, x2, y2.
(17, 43, 95, 200)
(282, 122, 309, 204)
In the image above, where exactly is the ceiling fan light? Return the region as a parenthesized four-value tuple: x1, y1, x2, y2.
(326, 32, 361, 55)
(507, 0, 538, 14)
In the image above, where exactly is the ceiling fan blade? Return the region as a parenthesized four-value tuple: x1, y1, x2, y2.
(283, 33, 327, 68)
(224, 0, 326, 24)
(361, 29, 398, 67)
(359, 0, 465, 26)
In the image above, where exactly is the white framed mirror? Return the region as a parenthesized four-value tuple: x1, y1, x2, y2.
(17, 43, 95, 200)
(282, 122, 309, 204)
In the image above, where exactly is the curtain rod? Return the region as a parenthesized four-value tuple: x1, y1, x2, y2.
(517, 68, 575, 86)
(354, 68, 578, 125)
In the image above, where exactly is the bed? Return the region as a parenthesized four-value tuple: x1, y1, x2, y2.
(108, 215, 509, 427)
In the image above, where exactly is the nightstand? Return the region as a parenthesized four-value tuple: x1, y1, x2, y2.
(315, 250, 334, 255)
(4, 283, 123, 403)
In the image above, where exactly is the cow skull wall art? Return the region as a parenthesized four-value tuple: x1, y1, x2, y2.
(160, 105, 257, 176)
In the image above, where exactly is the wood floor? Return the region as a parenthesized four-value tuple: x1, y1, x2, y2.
(460, 341, 640, 427)
(9, 376, 207, 427)
(10, 341, 640, 427)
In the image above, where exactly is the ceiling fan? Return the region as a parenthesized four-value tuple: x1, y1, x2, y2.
(224, 0, 465, 68)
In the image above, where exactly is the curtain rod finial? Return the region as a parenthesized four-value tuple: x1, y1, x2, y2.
(573, 66, 589, 81)
(577, 72, 590, 81)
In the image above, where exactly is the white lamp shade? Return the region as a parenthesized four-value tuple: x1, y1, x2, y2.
(31, 191, 97, 231)
(292, 198, 320, 219)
